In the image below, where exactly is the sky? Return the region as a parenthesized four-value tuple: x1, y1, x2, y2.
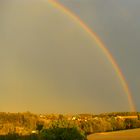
(59, 0, 140, 111)
(0, 0, 139, 114)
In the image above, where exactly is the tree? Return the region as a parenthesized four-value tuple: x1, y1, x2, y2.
(40, 120, 87, 140)
(41, 127, 86, 140)
(36, 122, 44, 133)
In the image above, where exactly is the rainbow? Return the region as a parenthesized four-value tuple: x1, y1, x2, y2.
(48, 0, 135, 111)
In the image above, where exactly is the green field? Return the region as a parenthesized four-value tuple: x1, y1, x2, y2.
(88, 128, 140, 140)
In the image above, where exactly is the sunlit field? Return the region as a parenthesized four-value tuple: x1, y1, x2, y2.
(88, 128, 140, 140)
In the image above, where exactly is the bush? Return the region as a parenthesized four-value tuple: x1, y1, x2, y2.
(41, 127, 86, 140)
(40, 120, 87, 140)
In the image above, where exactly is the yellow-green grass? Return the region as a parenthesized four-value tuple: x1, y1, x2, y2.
(88, 128, 140, 140)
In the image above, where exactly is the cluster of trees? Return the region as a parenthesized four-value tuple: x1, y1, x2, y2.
(0, 119, 87, 140)
(0, 112, 140, 139)
(41, 120, 87, 140)
(0, 112, 45, 135)
(78, 116, 140, 134)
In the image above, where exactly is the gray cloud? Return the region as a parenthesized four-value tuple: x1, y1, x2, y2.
(0, 0, 132, 113)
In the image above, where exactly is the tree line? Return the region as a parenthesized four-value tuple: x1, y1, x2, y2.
(0, 112, 140, 140)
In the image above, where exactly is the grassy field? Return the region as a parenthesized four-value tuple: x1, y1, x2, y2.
(88, 128, 140, 140)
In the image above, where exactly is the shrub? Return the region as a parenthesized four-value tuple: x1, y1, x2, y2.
(40, 120, 87, 140)
(41, 127, 86, 140)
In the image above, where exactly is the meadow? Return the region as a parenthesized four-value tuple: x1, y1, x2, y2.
(88, 128, 140, 140)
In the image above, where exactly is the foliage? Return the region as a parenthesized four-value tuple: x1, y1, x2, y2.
(41, 120, 87, 140)
(41, 116, 86, 140)
(36, 121, 44, 132)
(0, 112, 140, 136)
(41, 127, 87, 140)
(0, 134, 38, 140)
